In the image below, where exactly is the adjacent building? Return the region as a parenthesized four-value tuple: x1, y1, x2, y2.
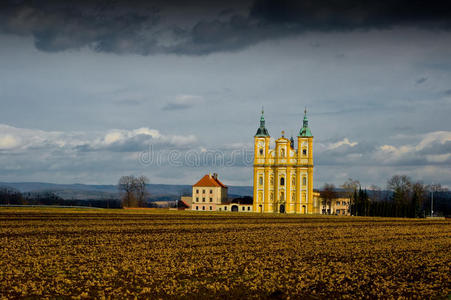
(253, 108, 314, 214)
(190, 173, 253, 212)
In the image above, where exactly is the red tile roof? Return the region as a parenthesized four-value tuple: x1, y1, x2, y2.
(193, 174, 227, 188)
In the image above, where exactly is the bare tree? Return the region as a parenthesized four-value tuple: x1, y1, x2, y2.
(134, 175, 150, 207)
(411, 181, 427, 217)
(118, 175, 150, 207)
(321, 183, 337, 215)
(341, 178, 360, 214)
(426, 183, 448, 193)
(387, 175, 412, 204)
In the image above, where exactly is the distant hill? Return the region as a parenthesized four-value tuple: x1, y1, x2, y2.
(0, 182, 253, 201)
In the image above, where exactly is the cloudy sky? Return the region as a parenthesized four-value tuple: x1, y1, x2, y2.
(0, 0, 450, 188)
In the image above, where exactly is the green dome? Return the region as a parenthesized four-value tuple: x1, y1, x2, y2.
(255, 107, 270, 137)
(299, 108, 313, 137)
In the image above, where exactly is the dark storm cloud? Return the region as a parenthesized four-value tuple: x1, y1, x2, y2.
(1, 0, 451, 55)
(415, 77, 428, 85)
(162, 102, 194, 111)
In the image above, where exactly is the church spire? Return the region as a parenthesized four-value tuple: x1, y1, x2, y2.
(299, 107, 313, 137)
(255, 106, 270, 137)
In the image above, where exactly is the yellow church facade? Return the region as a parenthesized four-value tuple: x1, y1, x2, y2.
(253, 109, 314, 214)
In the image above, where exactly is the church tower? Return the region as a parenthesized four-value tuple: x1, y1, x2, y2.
(253, 108, 314, 214)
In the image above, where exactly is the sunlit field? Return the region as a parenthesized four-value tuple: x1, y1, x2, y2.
(0, 208, 450, 299)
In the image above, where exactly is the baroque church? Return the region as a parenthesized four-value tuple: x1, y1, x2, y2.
(253, 109, 314, 214)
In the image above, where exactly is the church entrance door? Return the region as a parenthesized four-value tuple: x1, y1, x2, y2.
(279, 204, 285, 213)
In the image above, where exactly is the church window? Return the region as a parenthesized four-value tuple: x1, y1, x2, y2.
(303, 149, 307, 156)
(280, 177, 285, 186)
(303, 177, 306, 186)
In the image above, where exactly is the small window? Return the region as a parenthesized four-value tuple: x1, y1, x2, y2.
(203, 189, 205, 194)
(202, 198, 205, 202)
(196, 197, 199, 202)
(280, 177, 285, 186)
(259, 176, 263, 185)
(210, 189, 213, 194)
(196, 189, 199, 194)
(242, 207, 245, 211)
(259, 148, 263, 155)
(210, 206, 212, 210)
(224, 207, 227, 211)
(196, 206, 199, 210)
(303, 149, 307, 156)
(202, 206, 205, 210)
(209, 198, 213, 202)
(248, 207, 250, 211)
(219, 208, 222, 211)
(281, 148, 285, 158)
(303, 177, 306, 186)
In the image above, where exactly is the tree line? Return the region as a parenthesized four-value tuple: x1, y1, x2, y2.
(1, 175, 151, 209)
(0, 187, 121, 208)
(323, 175, 449, 217)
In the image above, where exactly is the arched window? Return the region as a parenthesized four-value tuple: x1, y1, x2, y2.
(259, 148, 263, 156)
(259, 176, 263, 185)
(280, 177, 285, 186)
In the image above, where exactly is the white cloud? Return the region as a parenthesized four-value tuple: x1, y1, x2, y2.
(416, 131, 451, 151)
(328, 138, 358, 150)
(0, 134, 20, 149)
(377, 131, 451, 164)
(0, 124, 198, 153)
